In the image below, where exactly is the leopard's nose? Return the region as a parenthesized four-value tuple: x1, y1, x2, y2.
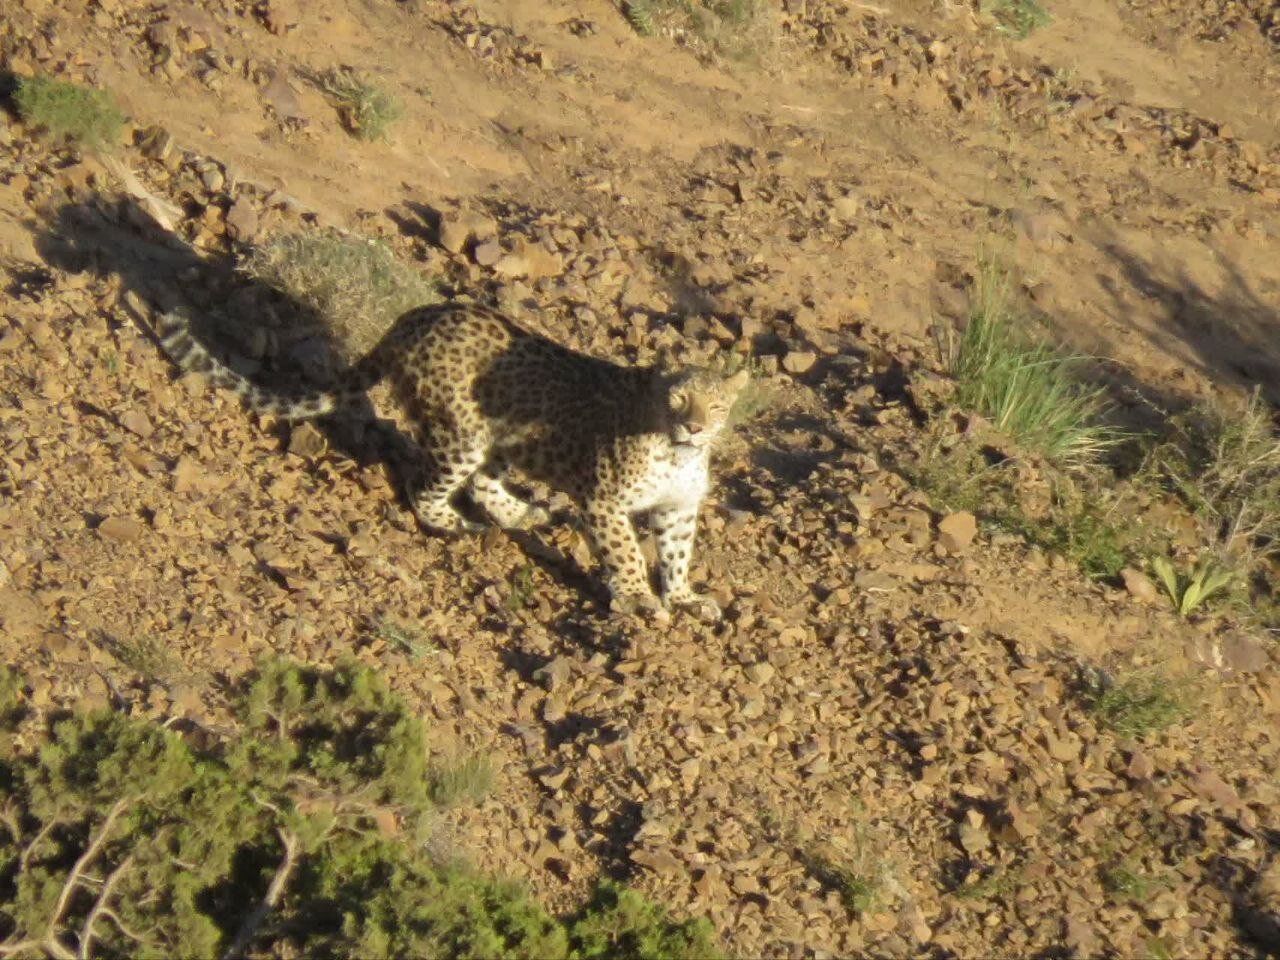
(687, 423, 703, 434)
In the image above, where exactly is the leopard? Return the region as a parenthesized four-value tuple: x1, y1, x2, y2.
(156, 301, 749, 621)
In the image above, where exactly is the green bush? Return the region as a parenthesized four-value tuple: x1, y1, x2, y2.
(13, 74, 126, 151)
(0, 660, 717, 958)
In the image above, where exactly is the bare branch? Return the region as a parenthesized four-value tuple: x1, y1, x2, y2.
(48, 798, 135, 933)
(219, 829, 300, 960)
(17, 820, 57, 872)
(97, 910, 147, 946)
(78, 854, 133, 960)
(0, 940, 40, 957)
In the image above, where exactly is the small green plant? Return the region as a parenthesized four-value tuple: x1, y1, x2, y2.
(801, 812, 890, 916)
(952, 868, 1017, 901)
(941, 259, 1114, 468)
(908, 432, 1150, 581)
(103, 633, 181, 681)
(13, 74, 126, 151)
(1102, 861, 1169, 902)
(241, 231, 440, 357)
(374, 617, 437, 660)
(570, 882, 719, 960)
(723, 355, 778, 427)
(101, 350, 119, 375)
(1088, 668, 1195, 738)
(314, 68, 402, 141)
(429, 752, 496, 809)
(982, 0, 1051, 38)
(505, 564, 536, 612)
(1144, 388, 1280, 619)
(1149, 555, 1235, 616)
(621, 0, 772, 60)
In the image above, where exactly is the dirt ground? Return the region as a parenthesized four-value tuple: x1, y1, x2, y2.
(2, 0, 1280, 956)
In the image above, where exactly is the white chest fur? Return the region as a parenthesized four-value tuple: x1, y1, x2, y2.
(628, 443, 710, 513)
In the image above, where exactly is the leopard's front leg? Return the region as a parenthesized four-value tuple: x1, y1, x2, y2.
(653, 505, 720, 621)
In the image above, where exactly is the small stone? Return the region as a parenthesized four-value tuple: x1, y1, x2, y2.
(1126, 750, 1154, 780)
(958, 819, 989, 854)
(782, 350, 817, 374)
(492, 253, 530, 278)
(632, 847, 683, 878)
(200, 166, 225, 192)
(937, 512, 977, 552)
(119, 408, 154, 438)
(438, 216, 471, 254)
(831, 195, 861, 220)
(473, 240, 502, 267)
(287, 422, 327, 458)
(98, 516, 146, 542)
(225, 199, 259, 243)
(1121, 567, 1159, 603)
(744, 661, 775, 685)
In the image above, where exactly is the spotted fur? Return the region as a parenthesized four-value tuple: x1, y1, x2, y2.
(159, 302, 749, 619)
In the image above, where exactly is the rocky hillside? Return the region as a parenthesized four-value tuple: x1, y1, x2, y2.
(1, 0, 1279, 956)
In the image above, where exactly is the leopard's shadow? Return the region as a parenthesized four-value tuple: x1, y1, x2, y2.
(32, 195, 427, 517)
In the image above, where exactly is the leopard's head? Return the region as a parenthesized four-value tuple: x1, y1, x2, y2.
(665, 368, 750, 448)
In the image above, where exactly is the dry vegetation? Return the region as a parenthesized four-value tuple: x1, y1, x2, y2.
(1, 0, 1279, 955)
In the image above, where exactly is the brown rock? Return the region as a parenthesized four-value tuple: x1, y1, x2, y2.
(119, 408, 154, 439)
(287, 422, 327, 458)
(1121, 567, 1159, 603)
(937, 511, 977, 552)
(632, 847, 683, 878)
(438, 216, 471, 254)
(98, 516, 146, 542)
(782, 350, 818, 375)
(473, 240, 503, 267)
(225, 199, 260, 243)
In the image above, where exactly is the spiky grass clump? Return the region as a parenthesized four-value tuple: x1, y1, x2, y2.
(622, 0, 773, 61)
(1088, 668, 1196, 738)
(944, 261, 1115, 468)
(13, 74, 126, 151)
(982, 0, 1051, 38)
(315, 68, 402, 141)
(241, 231, 440, 357)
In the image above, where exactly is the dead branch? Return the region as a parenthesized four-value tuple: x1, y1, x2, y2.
(47, 798, 133, 932)
(77, 854, 133, 960)
(219, 829, 300, 960)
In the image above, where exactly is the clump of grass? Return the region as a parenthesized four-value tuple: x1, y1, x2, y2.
(240, 231, 440, 357)
(801, 811, 892, 916)
(941, 260, 1114, 468)
(13, 74, 126, 151)
(1102, 860, 1171, 903)
(622, 0, 773, 60)
(908, 431, 1153, 580)
(504, 564, 537, 612)
(721, 354, 779, 427)
(982, 0, 1051, 38)
(373, 617, 437, 661)
(1144, 388, 1280, 617)
(429, 752, 496, 808)
(314, 68, 402, 141)
(103, 633, 181, 681)
(952, 868, 1018, 901)
(1088, 668, 1196, 738)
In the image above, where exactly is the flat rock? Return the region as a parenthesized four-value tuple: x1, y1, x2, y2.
(937, 511, 977, 552)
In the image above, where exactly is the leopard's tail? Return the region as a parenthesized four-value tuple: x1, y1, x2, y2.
(156, 310, 387, 419)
